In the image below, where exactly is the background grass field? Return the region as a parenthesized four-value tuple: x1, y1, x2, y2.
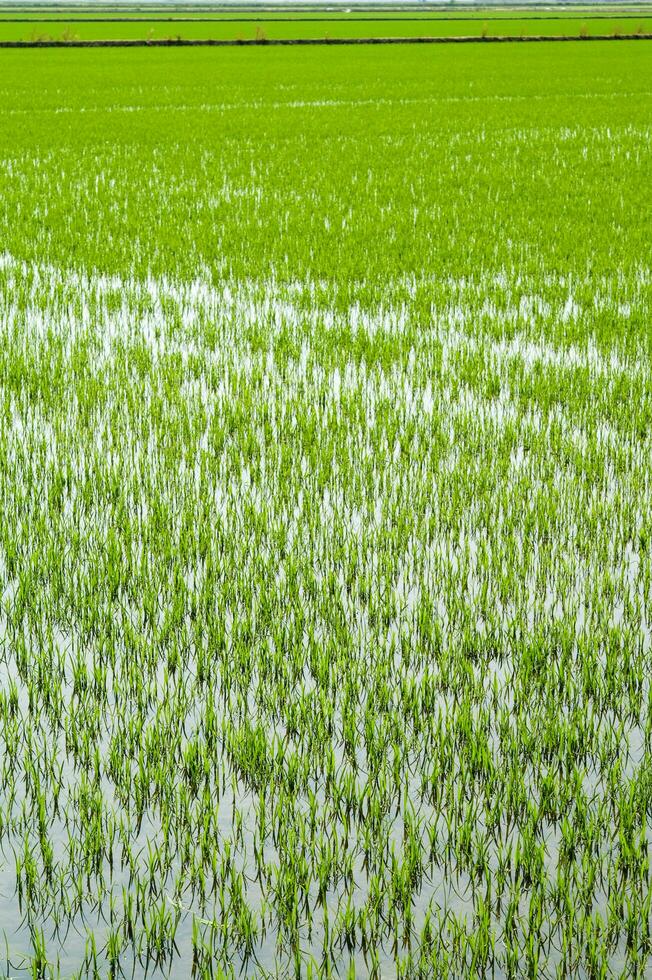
(2, 18, 651, 39)
(1, 3, 651, 40)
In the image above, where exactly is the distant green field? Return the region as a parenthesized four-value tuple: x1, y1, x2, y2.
(2, 14, 651, 39)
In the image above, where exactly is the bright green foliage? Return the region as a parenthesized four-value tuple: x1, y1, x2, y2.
(0, 41, 650, 978)
(0, 15, 650, 41)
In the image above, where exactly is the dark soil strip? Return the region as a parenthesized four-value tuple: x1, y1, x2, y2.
(1, 33, 651, 47)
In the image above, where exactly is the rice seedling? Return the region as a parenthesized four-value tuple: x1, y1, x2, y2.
(0, 35, 649, 979)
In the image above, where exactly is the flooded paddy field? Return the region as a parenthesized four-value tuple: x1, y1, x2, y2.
(0, 41, 650, 977)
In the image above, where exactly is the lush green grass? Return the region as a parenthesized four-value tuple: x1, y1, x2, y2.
(2, 13, 651, 39)
(0, 40, 651, 978)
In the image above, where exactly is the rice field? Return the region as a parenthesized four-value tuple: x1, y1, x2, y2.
(2, 1, 652, 42)
(2, 14, 652, 41)
(0, 38, 651, 979)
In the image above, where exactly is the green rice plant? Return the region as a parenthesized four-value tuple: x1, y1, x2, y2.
(0, 35, 649, 980)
